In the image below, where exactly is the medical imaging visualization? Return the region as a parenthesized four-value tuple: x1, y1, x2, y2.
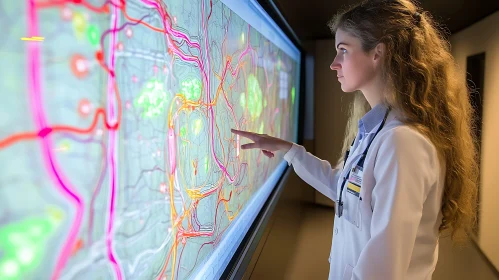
(0, 0, 300, 279)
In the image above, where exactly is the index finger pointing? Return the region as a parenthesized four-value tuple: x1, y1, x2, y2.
(231, 129, 259, 141)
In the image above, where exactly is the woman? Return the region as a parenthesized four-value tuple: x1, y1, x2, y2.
(231, 0, 479, 279)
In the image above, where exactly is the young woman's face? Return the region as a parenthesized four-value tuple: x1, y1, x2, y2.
(330, 28, 377, 93)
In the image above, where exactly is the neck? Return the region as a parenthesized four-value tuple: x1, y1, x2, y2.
(362, 92, 382, 108)
(360, 75, 387, 108)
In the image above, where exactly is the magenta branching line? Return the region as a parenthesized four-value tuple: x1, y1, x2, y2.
(140, 0, 251, 184)
(26, 1, 84, 279)
(105, 3, 123, 280)
(100, 14, 150, 49)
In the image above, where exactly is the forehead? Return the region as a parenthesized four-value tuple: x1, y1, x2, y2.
(335, 29, 359, 48)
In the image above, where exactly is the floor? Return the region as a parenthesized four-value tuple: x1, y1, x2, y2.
(243, 172, 499, 280)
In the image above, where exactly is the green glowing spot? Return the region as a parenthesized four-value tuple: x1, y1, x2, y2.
(277, 59, 281, 71)
(241, 32, 245, 43)
(204, 157, 209, 172)
(86, 24, 100, 47)
(264, 99, 267, 108)
(259, 122, 264, 134)
(134, 79, 167, 118)
(29, 224, 44, 238)
(180, 126, 187, 139)
(247, 74, 263, 120)
(181, 78, 202, 101)
(72, 12, 86, 39)
(0, 212, 61, 280)
(291, 87, 296, 105)
(193, 119, 202, 135)
(1, 260, 19, 278)
(239, 93, 246, 108)
(17, 247, 34, 265)
(8, 233, 23, 244)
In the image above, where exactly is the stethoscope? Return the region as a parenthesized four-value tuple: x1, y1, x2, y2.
(336, 107, 391, 218)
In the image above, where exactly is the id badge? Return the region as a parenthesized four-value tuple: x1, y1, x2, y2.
(343, 165, 363, 228)
(347, 165, 363, 197)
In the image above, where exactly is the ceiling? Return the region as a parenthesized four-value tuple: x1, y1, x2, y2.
(269, 0, 499, 41)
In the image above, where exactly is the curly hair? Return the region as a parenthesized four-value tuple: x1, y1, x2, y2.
(328, 0, 479, 243)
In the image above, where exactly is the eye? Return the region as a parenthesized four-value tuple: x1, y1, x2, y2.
(340, 48, 347, 54)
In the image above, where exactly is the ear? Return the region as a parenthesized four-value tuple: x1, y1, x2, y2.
(372, 42, 385, 67)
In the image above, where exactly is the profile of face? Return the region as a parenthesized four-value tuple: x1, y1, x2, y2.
(330, 28, 383, 93)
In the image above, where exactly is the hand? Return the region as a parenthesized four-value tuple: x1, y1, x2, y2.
(231, 128, 293, 158)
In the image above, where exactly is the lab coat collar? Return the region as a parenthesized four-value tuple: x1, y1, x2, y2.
(358, 103, 389, 136)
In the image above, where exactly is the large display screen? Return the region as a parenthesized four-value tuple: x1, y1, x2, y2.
(0, 0, 301, 279)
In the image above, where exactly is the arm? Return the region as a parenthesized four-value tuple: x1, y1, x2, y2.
(229, 129, 341, 201)
(352, 127, 437, 280)
(283, 143, 342, 201)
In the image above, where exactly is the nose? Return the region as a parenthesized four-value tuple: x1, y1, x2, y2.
(330, 58, 341, 71)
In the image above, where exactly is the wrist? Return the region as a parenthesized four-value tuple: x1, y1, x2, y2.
(279, 140, 293, 153)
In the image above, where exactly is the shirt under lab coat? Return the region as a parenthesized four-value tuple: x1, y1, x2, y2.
(283, 103, 445, 280)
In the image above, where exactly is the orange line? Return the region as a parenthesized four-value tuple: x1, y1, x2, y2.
(82, 0, 110, 13)
(0, 132, 39, 149)
(35, 0, 110, 13)
(0, 85, 122, 149)
(122, 9, 165, 33)
(35, 0, 65, 8)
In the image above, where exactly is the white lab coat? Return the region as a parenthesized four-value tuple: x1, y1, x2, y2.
(283, 107, 445, 280)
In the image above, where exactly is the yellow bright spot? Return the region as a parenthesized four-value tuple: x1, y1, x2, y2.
(193, 119, 202, 135)
(72, 12, 86, 39)
(21, 37, 44, 41)
(241, 32, 245, 43)
(259, 122, 264, 134)
(60, 142, 70, 151)
(54, 141, 70, 152)
(47, 206, 64, 222)
(186, 189, 202, 199)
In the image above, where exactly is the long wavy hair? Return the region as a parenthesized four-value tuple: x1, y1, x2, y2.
(328, 0, 479, 243)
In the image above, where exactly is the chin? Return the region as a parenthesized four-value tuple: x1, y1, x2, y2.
(340, 84, 357, 93)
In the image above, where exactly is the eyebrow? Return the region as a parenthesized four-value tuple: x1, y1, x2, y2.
(336, 42, 349, 49)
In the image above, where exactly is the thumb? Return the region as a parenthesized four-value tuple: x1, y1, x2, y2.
(262, 150, 274, 158)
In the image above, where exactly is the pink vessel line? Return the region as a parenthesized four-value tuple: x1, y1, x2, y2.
(26, 1, 83, 279)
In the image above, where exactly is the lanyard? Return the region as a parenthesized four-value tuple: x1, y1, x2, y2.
(336, 107, 391, 218)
